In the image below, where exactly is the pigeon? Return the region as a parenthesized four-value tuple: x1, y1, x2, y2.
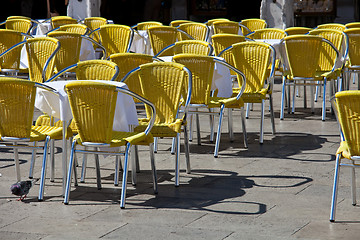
(10, 179, 38, 201)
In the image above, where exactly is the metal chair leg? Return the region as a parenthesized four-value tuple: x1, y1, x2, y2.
(64, 140, 76, 205)
(214, 105, 225, 158)
(330, 154, 341, 222)
(38, 136, 50, 201)
(114, 155, 120, 186)
(322, 79, 327, 121)
(269, 94, 276, 135)
(94, 148, 101, 190)
(241, 107, 248, 148)
(29, 142, 37, 179)
(149, 143, 158, 194)
(50, 139, 55, 182)
(174, 133, 180, 186)
(351, 167, 357, 206)
(196, 112, 201, 145)
(120, 143, 131, 209)
(80, 147, 87, 183)
(228, 108, 234, 142)
(280, 77, 286, 120)
(259, 100, 265, 144)
(131, 145, 137, 186)
(183, 124, 191, 174)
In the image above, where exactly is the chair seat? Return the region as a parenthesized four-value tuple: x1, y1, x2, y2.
(208, 96, 244, 108)
(31, 125, 66, 141)
(74, 130, 153, 147)
(135, 118, 184, 137)
(232, 88, 268, 103)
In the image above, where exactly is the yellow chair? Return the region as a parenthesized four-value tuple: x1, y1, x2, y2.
(246, 28, 286, 39)
(223, 42, 276, 144)
(83, 17, 108, 50)
(47, 59, 119, 82)
(240, 18, 267, 35)
(0, 77, 70, 201)
(134, 21, 163, 31)
(316, 23, 346, 31)
(50, 16, 78, 29)
(285, 26, 312, 35)
(178, 22, 210, 41)
(97, 24, 134, 57)
(0, 29, 27, 75)
(212, 20, 250, 35)
(109, 52, 154, 83)
(330, 90, 360, 222)
(83, 17, 108, 31)
(155, 40, 214, 57)
(170, 20, 192, 27)
(147, 26, 178, 56)
(3, 18, 32, 34)
(122, 62, 192, 185)
(343, 28, 360, 90)
(173, 54, 247, 156)
(345, 22, 360, 29)
(205, 18, 230, 26)
(279, 35, 339, 121)
(25, 37, 60, 83)
(57, 24, 89, 35)
(212, 33, 246, 80)
(308, 29, 347, 100)
(47, 31, 82, 74)
(63, 81, 156, 208)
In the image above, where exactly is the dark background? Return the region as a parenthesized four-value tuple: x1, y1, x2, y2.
(0, 0, 263, 25)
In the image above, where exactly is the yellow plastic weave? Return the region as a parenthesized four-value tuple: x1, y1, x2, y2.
(345, 22, 360, 29)
(173, 54, 214, 105)
(5, 19, 32, 34)
(137, 62, 186, 129)
(109, 53, 153, 102)
(51, 16, 77, 29)
(173, 40, 212, 56)
(344, 29, 360, 67)
(316, 23, 345, 31)
(66, 81, 153, 146)
(136, 21, 162, 30)
(170, 20, 192, 27)
(75, 60, 118, 81)
(178, 22, 208, 41)
(84, 17, 107, 49)
(99, 24, 132, 57)
(282, 35, 323, 79)
(308, 29, 344, 73)
(285, 27, 312, 36)
(240, 18, 267, 36)
(58, 24, 88, 35)
(0, 78, 65, 141)
(0, 29, 24, 70)
(26, 37, 59, 82)
(212, 21, 240, 35)
(247, 28, 286, 40)
(335, 90, 360, 158)
(47, 31, 82, 71)
(148, 26, 177, 56)
(211, 33, 245, 75)
(231, 41, 271, 102)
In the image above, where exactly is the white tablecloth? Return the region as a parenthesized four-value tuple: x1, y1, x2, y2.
(35, 80, 138, 132)
(130, 30, 153, 55)
(160, 56, 233, 98)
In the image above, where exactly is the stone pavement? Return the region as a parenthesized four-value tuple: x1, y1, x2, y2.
(1, 77, 360, 240)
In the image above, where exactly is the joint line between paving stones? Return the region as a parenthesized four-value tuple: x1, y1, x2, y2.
(184, 213, 208, 227)
(291, 221, 310, 236)
(294, 183, 312, 195)
(222, 231, 235, 239)
(0, 215, 30, 230)
(99, 223, 129, 238)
